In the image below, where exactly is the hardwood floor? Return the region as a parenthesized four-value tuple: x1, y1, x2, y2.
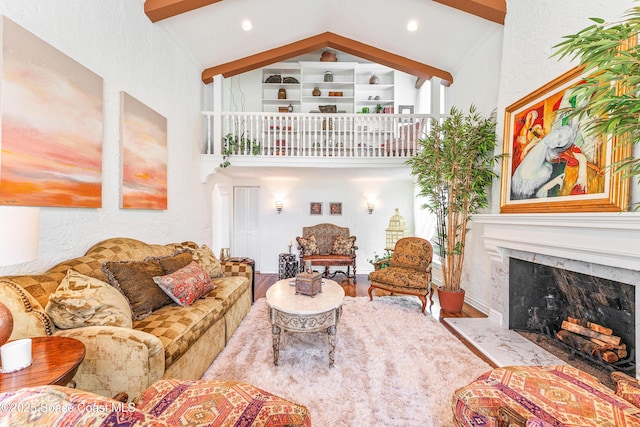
(253, 272, 496, 367)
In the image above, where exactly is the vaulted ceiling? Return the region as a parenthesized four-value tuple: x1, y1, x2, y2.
(144, 0, 505, 85)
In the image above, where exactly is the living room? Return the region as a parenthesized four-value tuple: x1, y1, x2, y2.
(0, 0, 639, 425)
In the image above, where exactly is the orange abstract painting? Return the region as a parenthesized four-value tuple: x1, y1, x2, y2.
(120, 92, 167, 210)
(0, 17, 103, 207)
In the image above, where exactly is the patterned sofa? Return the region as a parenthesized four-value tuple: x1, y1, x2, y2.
(0, 379, 311, 426)
(296, 223, 357, 281)
(452, 365, 640, 426)
(0, 238, 253, 400)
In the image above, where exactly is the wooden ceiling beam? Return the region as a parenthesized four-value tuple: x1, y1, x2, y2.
(144, 0, 223, 23)
(201, 32, 453, 85)
(433, 0, 505, 25)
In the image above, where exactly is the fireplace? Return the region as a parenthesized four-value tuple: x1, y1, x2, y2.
(472, 212, 640, 376)
(509, 258, 635, 373)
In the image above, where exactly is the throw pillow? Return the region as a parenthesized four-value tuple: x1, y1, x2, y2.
(101, 259, 173, 321)
(331, 235, 356, 256)
(189, 244, 223, 278)
(147, 251, 193, 275)
(45, 269, 132, 329)
(296, 234, 319, 255)
(153, 261, 216, 307)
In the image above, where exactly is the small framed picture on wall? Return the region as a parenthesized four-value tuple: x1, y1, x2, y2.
(329, 202, 342, 215)
(310, 202, 322, 215)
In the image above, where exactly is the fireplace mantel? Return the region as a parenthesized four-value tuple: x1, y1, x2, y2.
(472, 213, 640, 271)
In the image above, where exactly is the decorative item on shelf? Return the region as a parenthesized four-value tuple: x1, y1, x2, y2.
(278, 88, 287, 99)
(369, 74, 379, 84)
(362, 107, 369, 113)
(367, 201, 375, 214)
(385, 208, 409, 250)
(287, 104, 293, 113)
(305, 260, 312, 274)
(275, 201, 284, 214)
(375, 104, 383, 114)
(322, 118, 333, 130)
(219, 248, 230, 262)
(324, 71, 333, 82)
(320, 50, 337, 62)
(265, 74, 282, 83)
(278, 106, 289, 113)
(312, 87, 321, 96)
(288, 240, 293, 254)
(282, 76, 299, 84)
(319, 104, 337, 113)
(0, 206, 40, 346)
(328, 91, 343, 97)
(295, 271, 323, 297)
(374, 95, 380, 100)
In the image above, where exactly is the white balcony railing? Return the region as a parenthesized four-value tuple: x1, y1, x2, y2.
(202, 112, 430, 161)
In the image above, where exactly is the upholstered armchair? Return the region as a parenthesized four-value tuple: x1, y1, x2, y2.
(384, 118, 425, 156)
(367, 237, 433, 313)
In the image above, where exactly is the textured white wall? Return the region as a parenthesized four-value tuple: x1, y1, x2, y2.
(459, 0, 640, 313)
(0, 0, 209, 275)
(207, 171, 415, 274)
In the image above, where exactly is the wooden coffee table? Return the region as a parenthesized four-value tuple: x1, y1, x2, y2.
(0, 336, 85, 393)
(266, 278, 344, 366)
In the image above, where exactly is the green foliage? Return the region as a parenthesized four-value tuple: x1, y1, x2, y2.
(552, 4, 640, 188)
(219, 133, 261, 168)
(405, 105, 502, 291)
(368, 250, 393, 269)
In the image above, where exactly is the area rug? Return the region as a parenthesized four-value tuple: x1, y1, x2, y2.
(202, 296, 492, 426)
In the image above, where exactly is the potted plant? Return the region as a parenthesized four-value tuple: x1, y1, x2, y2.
(406, 105, 502, 312)
(552, 6, 640, 194)
(219, 133, 261, 168)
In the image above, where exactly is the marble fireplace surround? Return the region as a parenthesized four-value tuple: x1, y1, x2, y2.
(445, 212, 640, 374)
(474, 212, 640, 326)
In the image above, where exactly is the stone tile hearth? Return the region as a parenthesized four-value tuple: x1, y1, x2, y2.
(444, 317, 565, 367)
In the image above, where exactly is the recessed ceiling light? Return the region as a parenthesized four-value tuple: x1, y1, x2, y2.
(242, 20, 253, 31)
(407, 20, 418, 32)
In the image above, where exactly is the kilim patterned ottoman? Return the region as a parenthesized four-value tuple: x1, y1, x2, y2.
(452, 365, 640, 427)
(0, 380, 311, 427)
(134, 379, 312, 427)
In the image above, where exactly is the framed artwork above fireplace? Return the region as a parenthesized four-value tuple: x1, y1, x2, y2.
(500, 66, 631, 213)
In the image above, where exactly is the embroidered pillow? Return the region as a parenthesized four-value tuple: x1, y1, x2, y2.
(331, 235, 356, 256)
(296, 234, 319, 255)
(153, 261, 216, 306)
(101, 259, 173, 321)
(189, 245, 223, 278)
(45, 269, 132, 329)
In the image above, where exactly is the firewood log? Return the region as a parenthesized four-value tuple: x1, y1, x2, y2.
(567, 317, 613, 335)
(591, 338, 626, 350)
(599, 350, 619, 363)
(561, 321, 621, 345)
(557, 330, 607, 355)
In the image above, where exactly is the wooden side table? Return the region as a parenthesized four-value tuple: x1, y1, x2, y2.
(0, 336, 85, 393)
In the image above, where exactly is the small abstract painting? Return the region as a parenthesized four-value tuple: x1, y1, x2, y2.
(329, 202, 342, 215)
(120, 92, 167, 210)
(310, 202, 322, 215)
(0, 17, 103, 207)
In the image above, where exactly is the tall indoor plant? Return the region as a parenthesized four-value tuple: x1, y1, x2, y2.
(406, 105, 502, 312)
(552, 4, 640, 194)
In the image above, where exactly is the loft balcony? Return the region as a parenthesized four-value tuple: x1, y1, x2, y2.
(200, 111, 429, 181)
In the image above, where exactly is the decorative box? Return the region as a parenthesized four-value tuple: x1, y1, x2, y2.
(295, 272, 322, 297)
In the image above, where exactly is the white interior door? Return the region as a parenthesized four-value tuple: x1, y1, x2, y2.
(232, 186, 260, 270)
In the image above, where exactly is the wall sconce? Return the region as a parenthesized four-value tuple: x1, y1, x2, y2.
(366, 201, 375, 214)
(275, 201, 284, 214)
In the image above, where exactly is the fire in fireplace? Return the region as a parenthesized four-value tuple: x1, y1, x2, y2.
(509, 258, 635, 373)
